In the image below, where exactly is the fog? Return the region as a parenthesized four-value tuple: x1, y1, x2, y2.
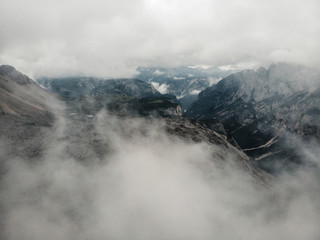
(1, 110, 320, 240)
(0, 0, 319, 77)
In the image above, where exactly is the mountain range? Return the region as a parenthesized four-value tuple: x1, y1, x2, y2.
(3, 62, 320, 239)
(0, 65, 268, 182)
(186, 63, 320, 173)
(135, 66, 235, 110)
(2, 62, 320, 176)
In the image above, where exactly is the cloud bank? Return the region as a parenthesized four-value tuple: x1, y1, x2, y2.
(1, 111, 320, 240)
(0, 0, 319, 77)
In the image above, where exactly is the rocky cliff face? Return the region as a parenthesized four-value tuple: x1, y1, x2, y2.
(186, 63, 320, 173)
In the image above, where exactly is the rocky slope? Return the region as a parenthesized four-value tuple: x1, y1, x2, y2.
(0, 65, 60, 161)
(186, 63, 320, 173)
(0, 65, 53, 121)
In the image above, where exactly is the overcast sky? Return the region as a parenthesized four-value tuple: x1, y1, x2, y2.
(0, 0, 319, 78)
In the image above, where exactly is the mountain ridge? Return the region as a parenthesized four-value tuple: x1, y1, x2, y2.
(186, 63, 320, 173)
(0, 64, 270, 183)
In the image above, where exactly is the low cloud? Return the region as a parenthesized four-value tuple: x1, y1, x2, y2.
(0, 0, 319, 78)
(1, 111, 320, 239)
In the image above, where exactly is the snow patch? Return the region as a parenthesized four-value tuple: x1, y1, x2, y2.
(177, 94, 185, 99)
(173, 76, 185, 80)
(188, 65, 212, 69)
(207, 77, 222, 86)
(218, 62, 259, 71)
(189, 79, 197, 84)
(190, 89, 201, 95)
(151, 82, 168, 94)
(153, 70, 164, 75)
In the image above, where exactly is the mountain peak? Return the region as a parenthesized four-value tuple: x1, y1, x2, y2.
(0, 65, 16, 73)
(0, 65, 34, 85)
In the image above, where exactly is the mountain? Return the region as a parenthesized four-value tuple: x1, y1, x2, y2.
(0, 65, 51, 119)
(37, 76, 181, 117)
(0, 65, 270, 181)
(4, 63, 318, 174)
(38, 77, 161, 98)
(186, 63, 320, 173)
(0, 65, 59, 160)
(135, 66, 235, 110)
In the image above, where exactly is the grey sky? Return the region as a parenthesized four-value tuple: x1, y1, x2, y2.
(0, 0, 319, 78)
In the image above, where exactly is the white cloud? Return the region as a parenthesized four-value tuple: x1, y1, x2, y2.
(2, 111, 320, 239)
(153, 70, 164, 75)
(0, 0, 319, 78)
